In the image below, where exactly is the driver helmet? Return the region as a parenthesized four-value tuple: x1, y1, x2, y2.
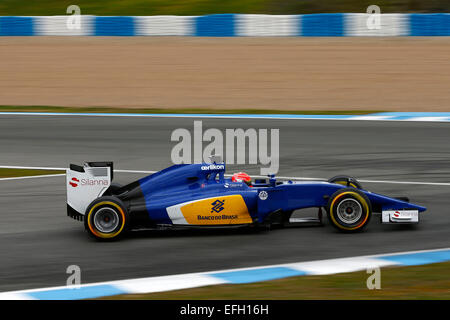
(231, 172, 252, 186)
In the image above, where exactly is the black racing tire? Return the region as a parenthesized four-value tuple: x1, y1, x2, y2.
(84, 196, 129, 241)
(326, 188, 372, 232)
(328, 175, 363, 189)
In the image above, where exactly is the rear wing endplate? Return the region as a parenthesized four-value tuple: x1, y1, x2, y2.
(66, 162, 113, 215)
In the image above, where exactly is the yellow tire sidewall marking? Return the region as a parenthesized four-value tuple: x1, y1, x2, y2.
(329, 191, 370, 231)
(87, 201, 126, 239)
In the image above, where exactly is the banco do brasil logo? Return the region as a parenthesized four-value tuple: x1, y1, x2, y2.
(211, 199, 225, 213)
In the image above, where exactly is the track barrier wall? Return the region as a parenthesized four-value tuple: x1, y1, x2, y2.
(0, 13, 449, 36)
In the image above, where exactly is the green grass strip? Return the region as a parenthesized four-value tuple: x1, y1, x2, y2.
(0, 0, 447, 16)
(0, 168, 65, 178)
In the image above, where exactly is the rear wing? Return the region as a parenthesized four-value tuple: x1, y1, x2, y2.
(66, 162, 113, 218)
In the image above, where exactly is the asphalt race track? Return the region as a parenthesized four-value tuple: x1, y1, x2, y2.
(0, 114, 449, 292)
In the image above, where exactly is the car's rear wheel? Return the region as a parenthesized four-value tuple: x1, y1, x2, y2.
(326, 188, 372, 232)
(84, 196, 129, 241)
(328, 175, 363, 189)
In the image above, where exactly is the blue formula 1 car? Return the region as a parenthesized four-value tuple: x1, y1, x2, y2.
(66, 160, 426, 240)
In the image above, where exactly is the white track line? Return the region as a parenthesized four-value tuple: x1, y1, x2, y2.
(0, 165, 66, 170)
(1, 165, 449, 186)
(114, 169, 157, 174)
(358, 179, 450, 186)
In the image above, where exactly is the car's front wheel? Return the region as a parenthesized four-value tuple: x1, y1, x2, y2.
(326, 188, 372, 232)
(84, 196, 129, 241)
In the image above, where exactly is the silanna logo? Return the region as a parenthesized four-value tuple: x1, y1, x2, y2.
(69, 177, 79, 187)
(69, 177, 108, 188)
(211, 199, 225, 213)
